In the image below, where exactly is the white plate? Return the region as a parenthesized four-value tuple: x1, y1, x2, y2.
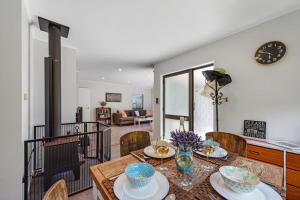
(143, 146, 176, 159)
(210, 172, 282, 200)
(113, 171, 169, 200)
(195, 147, 228, 158)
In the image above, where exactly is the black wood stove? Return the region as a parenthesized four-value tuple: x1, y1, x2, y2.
(38, 17, 80, 191)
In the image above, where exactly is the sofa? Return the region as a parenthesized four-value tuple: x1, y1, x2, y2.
(112, 109, 152, 126)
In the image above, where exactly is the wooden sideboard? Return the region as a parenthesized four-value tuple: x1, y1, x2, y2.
(247, 144, 300, 200)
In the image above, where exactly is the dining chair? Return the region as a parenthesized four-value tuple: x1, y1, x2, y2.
(120, 131, 151, 157)
(42, 179, 68, 200)
(205, 132, 247, 156)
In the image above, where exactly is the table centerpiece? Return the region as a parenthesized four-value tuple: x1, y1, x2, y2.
(170, 129, 203, 188)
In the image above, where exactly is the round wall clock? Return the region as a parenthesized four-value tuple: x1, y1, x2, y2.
(254, 41, 286, 65)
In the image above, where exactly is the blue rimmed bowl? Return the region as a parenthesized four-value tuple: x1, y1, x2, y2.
(125, 163, 155, 188)
(219, 166, 260, 193)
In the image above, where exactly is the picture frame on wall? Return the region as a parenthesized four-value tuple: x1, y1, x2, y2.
(132, 93, 143, 109)
(106, 93, 122, 102)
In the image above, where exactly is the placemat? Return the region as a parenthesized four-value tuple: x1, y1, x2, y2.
(231, 156, 284, 188)
(102, 176, 196, 200)
(102, 171, 285, 200)
(131, 149, 174, 166)
(193, 151, 238, 166)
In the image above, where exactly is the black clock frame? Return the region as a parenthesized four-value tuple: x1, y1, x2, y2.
(254, 41, 286, 65)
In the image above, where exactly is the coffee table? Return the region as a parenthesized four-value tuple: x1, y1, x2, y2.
(134, 117, 153, 128)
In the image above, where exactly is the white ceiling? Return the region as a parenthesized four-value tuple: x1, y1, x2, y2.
(27, 0, 300, 88)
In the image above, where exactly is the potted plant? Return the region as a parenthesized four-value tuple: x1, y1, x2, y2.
(99, 101, 107, 107)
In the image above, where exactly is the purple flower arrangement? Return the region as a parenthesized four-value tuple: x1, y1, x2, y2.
(170, 130, 203, 150)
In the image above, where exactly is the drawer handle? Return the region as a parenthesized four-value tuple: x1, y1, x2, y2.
(249, 150, 260, 155)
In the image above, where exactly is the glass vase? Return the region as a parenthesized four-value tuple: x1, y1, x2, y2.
(175, 145, 193, 188)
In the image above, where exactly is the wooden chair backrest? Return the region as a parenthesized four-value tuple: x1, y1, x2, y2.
(205, 132, 247, 157)
(42, 179, 68, 200)
(120, 131, 151, 157)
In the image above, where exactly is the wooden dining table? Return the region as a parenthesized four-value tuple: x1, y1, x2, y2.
(90, 148, 286, 200)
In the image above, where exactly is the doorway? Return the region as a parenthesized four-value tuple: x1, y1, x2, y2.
(163, 63, 214, 139)
(78, 88, 91, 121)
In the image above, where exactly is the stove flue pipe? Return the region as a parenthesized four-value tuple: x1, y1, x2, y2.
(38, 17, 70, 138)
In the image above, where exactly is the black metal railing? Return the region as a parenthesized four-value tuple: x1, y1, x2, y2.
(24, 122, 111, 200)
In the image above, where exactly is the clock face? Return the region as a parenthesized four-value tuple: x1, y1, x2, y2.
(255, 41, 286, 65)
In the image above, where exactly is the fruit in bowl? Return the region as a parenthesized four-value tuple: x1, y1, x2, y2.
(125, 163, 155, 188)
(219, 166, 260, 193)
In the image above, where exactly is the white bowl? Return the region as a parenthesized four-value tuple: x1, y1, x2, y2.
(219, 166, 260, 193)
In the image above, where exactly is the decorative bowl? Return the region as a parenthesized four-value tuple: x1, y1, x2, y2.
(219, 166, 260, 193)
(125, 163, 155, 188)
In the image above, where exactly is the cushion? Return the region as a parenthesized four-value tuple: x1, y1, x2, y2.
(146, 109, 152, 117)
(139, 110, 145, 116)
(120, 111, 127, 118)
(130, 110, 136, 116)
(125, 110, 132, 116)
(134, 110, 140, 117)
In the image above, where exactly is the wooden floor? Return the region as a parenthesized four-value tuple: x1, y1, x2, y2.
(110, 123, 153, 146)
(69, 189, 93, 200)
(29, 158, 99, 200)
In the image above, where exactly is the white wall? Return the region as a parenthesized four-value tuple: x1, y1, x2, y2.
(31, 39, 77, 129)
(79, 80, 153, 121)
(61, 44, 78, 122)
(22, 0, 30, 140)
(154, 10, 300, 143)
(0, 0, 23, 199)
